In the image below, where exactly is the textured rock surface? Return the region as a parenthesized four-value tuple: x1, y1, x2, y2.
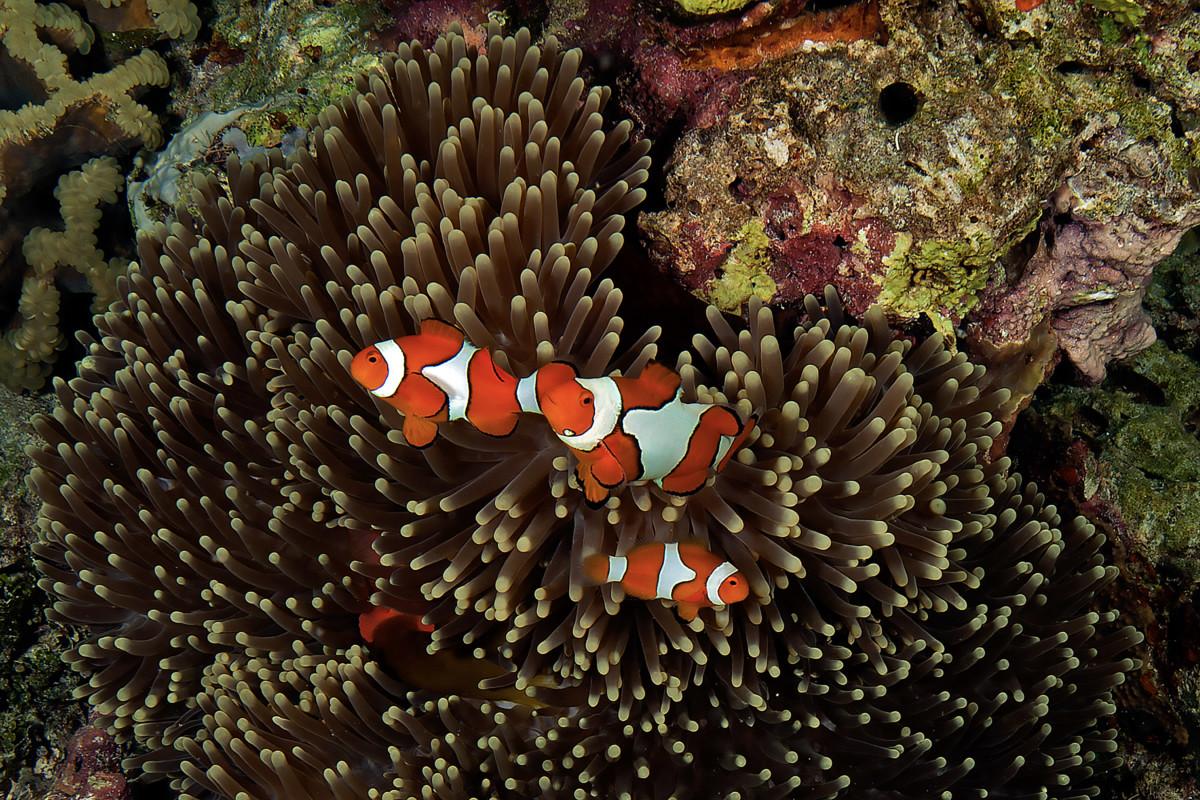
(1009, 246, 1200, 795)
(42, 725, 130, 800)
(130, 0, 412, 232)
(0, 388, 82, 796)
(639, 0, 1200, 380)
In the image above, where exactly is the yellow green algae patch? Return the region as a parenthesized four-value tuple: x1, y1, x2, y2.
(876, 227, 1013, 343)
(205, 0, 385, 149)
(674, 0, 754, 14)
(705, 219, 777, 312)
(1084, 0, 1147, 27)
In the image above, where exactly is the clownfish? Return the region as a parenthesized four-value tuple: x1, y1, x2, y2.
(349, 319, 541, 447)
(583, 542, 751, 620)
(534, 361, 755, 505)
(358, 604, 434, 638)
(358, 606, 582, 707)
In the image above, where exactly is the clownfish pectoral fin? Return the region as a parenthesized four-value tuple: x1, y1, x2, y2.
(676, 601, 701, 621)
(418, 318, 465, 342)
(718, 413, 756, 471)
(578, 466, 612, 507)
(592, 444, 628, 488)
(402, 415, 441, 448)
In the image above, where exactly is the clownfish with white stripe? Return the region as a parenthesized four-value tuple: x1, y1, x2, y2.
(349, 319, 541, 447)
(533, 361, 755, 505)
(583, 541, 750, 620)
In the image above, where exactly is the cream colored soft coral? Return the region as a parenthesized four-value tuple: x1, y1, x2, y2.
(0, 157, 127, 390)
(0, 0, 171, 388)
(90, 0, 200, 40)
(145, 0, 200, 41)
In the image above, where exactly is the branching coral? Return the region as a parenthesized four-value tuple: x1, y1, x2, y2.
(0, 0, 170, 202)
(31, 25, 1139, 799)
(0, 157, 127, 390)
(0, 0, 173, 389)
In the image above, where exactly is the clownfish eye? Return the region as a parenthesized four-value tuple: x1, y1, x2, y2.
(727, 578, 739, 586)
(582, 396, 592, 405)
(367, 352, 378, 363)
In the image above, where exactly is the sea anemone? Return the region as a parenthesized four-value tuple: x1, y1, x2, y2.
(31, 24, 1139, 799)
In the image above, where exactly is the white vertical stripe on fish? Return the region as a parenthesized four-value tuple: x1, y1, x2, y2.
(607, 555, 628, 583)
(556, 377, 621, 452)
(517, 373, 541, 414)
(622, 390, 702, 479)
(421, 343, 477, 420)
(656, 543, 697, 599)
(370, 339, 406, 397)
(705, 561, 738, 605)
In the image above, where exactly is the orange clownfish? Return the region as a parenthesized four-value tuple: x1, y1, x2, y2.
(583, 542, 751, 620)
(358, 606, 582, 707)
(534, 361, 755, 505)
(349, 319, 541, 447)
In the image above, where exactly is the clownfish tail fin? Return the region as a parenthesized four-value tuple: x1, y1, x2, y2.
(583, 553, 618, 585)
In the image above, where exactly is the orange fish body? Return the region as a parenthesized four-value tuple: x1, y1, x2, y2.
(350, 319, 541, 447)
(583, 542, 750, 620)
(536, 361, 755, 505)
(358, 606, 581, 707)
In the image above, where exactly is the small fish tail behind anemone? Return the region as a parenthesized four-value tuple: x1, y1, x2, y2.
(583, 552, 619, 585)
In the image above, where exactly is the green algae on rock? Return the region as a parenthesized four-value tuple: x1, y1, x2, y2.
(1010, 243, 1200, 795)
(705, 218, 778, 310)
(1032, 340, 1200, 574)
(1085, 0, 1149, 27)
(130, 0, 392, 231)
(674, 0, 754, 16)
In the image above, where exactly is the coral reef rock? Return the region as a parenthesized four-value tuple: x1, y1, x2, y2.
(640, 0, 1200, 380)
(1009, 245, 1200, 796)
(134, 0, 411, 232)
(0, 387, 82, 795)
(43, 723, 130, 800)
(29, 25, 1142, 800)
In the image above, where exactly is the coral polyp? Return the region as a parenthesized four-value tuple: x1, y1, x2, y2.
(30, 25, 1139, 799)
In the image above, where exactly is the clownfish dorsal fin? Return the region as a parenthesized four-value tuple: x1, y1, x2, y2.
(639, 361, 681, 394)
(615, 360, 681, 410)
(417, 318, 464, 342)
(535, 360, 580, 392)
